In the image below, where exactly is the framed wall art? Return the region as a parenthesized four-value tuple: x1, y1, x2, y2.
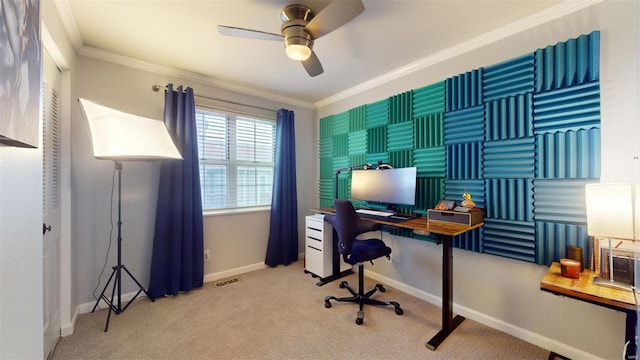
(0, 0, 41, 148)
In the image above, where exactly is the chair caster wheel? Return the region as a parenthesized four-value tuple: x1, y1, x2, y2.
(377, 284, 386, 293)
(325, 301, 332, 308)
(339, 281, 348, 289)
(390, 302, 403, 315)
(356, 310, 364, 325)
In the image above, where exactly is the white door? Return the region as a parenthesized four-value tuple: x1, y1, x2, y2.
(42, 49, 62, 358)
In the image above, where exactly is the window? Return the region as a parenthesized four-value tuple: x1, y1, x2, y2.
(195, 108, 276, 211)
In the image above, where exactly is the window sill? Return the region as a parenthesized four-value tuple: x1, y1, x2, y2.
(203, 206, 271, 217)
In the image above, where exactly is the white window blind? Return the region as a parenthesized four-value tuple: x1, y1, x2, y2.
(196, 108, 275, 211)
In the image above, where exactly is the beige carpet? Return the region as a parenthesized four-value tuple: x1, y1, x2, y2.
(52, 261, 551, 359)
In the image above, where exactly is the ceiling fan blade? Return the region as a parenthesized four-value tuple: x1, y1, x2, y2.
(302, 51, 324, 77)
(305, 0, 364, 39)
(217, 25, 283, 41)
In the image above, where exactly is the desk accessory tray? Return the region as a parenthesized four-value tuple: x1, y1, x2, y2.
(427, 209, 483, 226)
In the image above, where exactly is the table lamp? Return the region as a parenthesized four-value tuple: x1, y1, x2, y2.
(78, 98, 182, 331)
(584, 183, 635, 290)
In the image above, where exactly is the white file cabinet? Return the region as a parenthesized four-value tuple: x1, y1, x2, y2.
(305, 214, 351, 278)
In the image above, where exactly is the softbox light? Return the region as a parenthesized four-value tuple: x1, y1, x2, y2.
(79, 98, 182, 161)
(78, 97, 182, 332)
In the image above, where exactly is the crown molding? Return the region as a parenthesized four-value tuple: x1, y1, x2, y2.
(54, 0, 83, 50)
(314, 0, 603, 109)
(77, 46, 315, 110)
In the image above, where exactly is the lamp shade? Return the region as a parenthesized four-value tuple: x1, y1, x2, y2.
(635, 183, 640, 240)
(585, 183, 634, 240)
(79, 98, 182, 161)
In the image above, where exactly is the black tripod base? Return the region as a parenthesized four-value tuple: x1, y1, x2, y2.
(91, 264, 155, 332)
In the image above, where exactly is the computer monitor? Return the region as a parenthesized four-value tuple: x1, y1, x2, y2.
(350, 167, 417, 207)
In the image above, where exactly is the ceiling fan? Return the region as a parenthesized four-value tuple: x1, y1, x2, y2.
(217, 1, 365, 77)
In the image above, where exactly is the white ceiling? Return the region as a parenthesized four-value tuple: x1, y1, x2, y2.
(57, 0, 578, 107)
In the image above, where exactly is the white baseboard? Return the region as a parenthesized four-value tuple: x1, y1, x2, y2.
(204, 262, 268, 283)
(364, 269, 601, 360)
(203, 252, 305, 283)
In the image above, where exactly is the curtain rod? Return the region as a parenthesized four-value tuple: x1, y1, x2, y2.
(151, 84, 277, 114)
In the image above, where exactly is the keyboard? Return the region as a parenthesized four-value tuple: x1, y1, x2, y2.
(356, 209, 394, 217)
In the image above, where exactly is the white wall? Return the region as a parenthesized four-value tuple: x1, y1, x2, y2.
(0, 147, 44, 359)
(316, 1, 638, 359)
(0, 0, 78, 357)
(72, 57, 316, 305)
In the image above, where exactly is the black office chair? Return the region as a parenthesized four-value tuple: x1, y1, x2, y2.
(323, 199, 403, 325)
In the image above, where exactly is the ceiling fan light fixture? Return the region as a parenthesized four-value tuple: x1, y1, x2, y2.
(285, 44, 312, 61)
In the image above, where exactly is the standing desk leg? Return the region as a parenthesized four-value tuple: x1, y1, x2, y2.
(316, 227, 353, 286)
(624, 309, 637, 360)
(426, 234, 465, 350)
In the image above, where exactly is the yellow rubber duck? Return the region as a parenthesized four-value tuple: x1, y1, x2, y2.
(461, 192, 475, 209)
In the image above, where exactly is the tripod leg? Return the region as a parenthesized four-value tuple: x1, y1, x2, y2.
(122, 265, 156, 303)
(104, 267, 120, 332)
(91, 267, 117, 313)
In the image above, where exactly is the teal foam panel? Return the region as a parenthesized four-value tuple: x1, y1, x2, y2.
(535, 222, 590, 266)
(366, 152, 390, 166)
(536, 129, 601, 179)
(389, 91, 413, 124)
(319, 157, 334, 179)
(444, 180, 485, 209)
(482, 218, 536, 262)
(319, 115, 333, 139)
(333, 134, 348, 157)
(414, 113, 444, 149)
(485, 179, 534, 222)
(533, 179, 597, 224)
(349, 154, 367, 169)
(319, 178, 333, 200)
(332, 112, 350, 135)
(388, 150, 413, 169)
(337, 177, 350, 200)
(413, 81, 446, 118)
(348, 130, 367, 155)
(413, 147, 446, 178)
(387, 121, 414, 152)
(535, 31, 600, 93)
(483, 53, 535, 102)
(446, 142, 484, 180)
(319, 137, 333, 158)
(453, 228, 482, 252)
(485, 93, 533, 141)
(415, 177, 445, 211)
(367, 126, 387, 154)
(332, 156, 349, 175)
(446, 69, 484, 112)
(350, 105, 367, 132)
(320, 198, 333, 208)
(444, 105, 485, 145)
(366, 99, 389, 128)
(483, 137, 535, 179)
(532, 81, 601, 134)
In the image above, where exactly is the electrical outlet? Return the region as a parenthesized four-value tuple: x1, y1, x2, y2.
(204, 249, 211, 261)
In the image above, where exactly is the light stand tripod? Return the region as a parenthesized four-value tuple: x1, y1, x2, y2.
(91, 161, 155, 332)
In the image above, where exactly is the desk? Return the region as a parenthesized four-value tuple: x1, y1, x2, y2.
(312, 208, 483, 350)
(540, 262, 637, 359)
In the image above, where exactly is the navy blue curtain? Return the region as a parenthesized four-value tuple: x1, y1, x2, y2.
(148, 84, 204, 299)
(265, 109, 298, 266)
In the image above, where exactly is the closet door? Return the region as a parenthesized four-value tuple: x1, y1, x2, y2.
(42, 49, 62, 358)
